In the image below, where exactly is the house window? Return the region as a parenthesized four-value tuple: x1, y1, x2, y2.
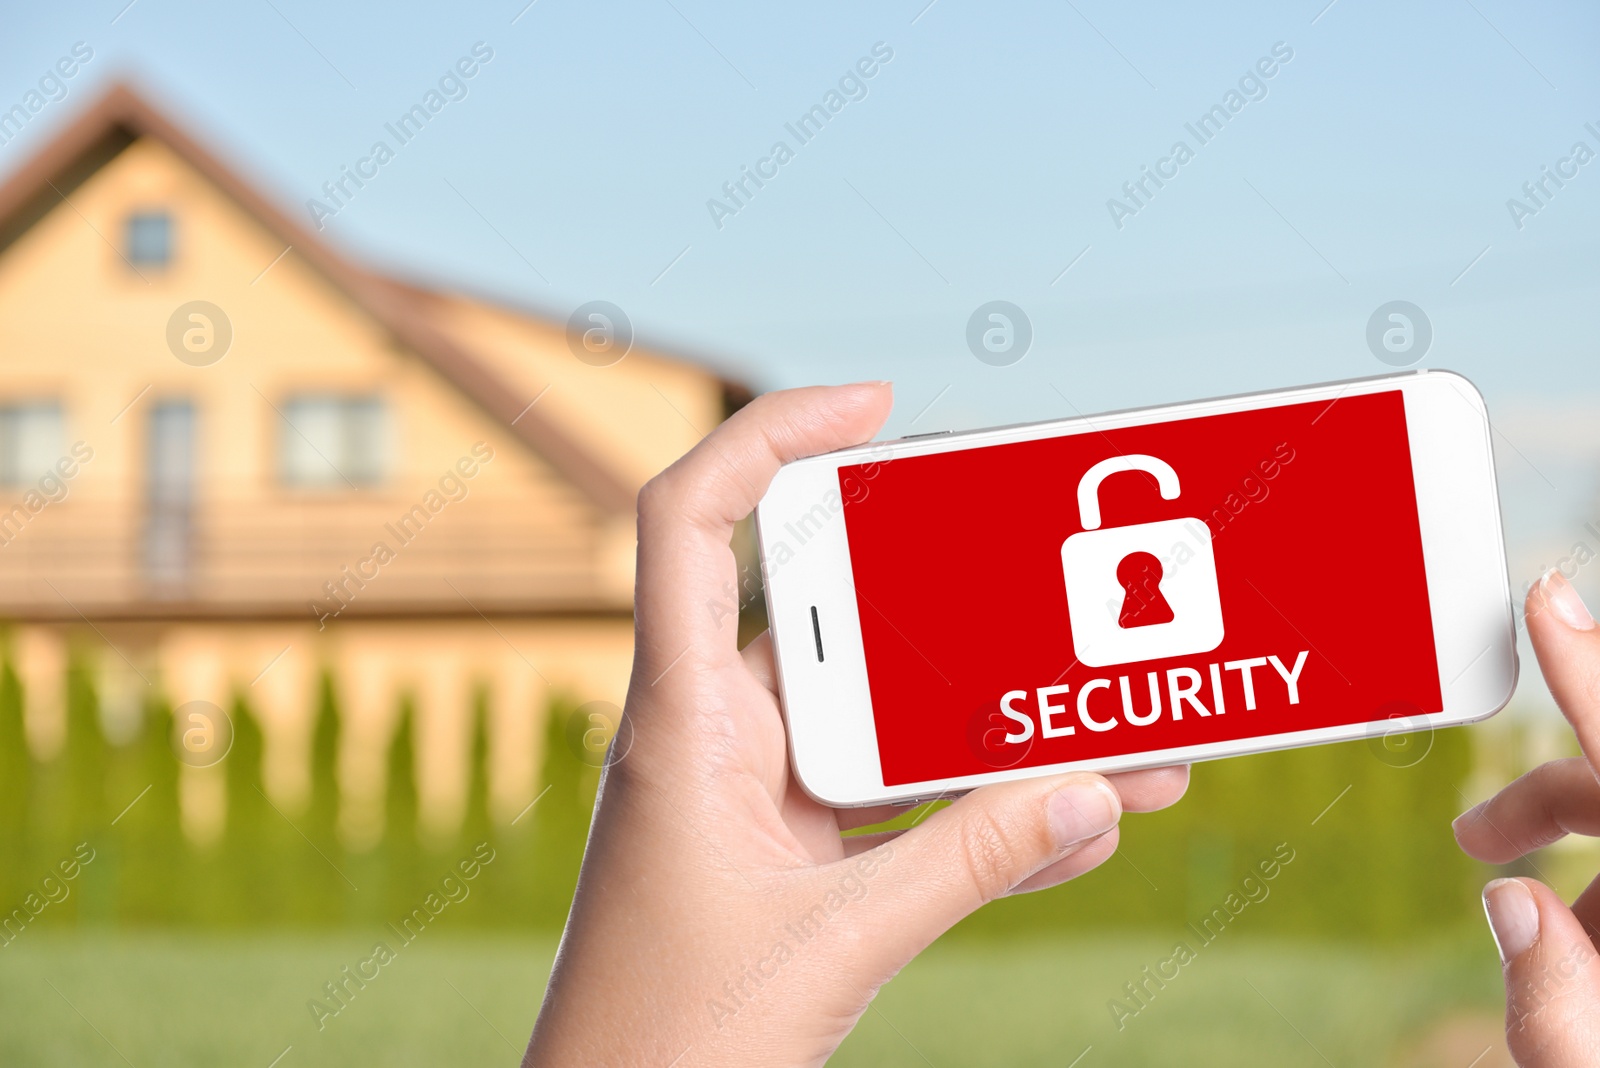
(125, 211, 173, 267)
(280, 395, 389, 487)
(145, 400, 196, 590)
(0, 402, 64, 485)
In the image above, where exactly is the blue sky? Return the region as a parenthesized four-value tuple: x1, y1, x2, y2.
(2, 0, 1599, 705)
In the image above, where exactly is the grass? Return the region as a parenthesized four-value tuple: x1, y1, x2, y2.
(0, 929, 1507, 1066)
(836, 933, 1505, 1067)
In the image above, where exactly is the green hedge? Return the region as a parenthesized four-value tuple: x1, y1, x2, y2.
(0, 649, 1483, 939)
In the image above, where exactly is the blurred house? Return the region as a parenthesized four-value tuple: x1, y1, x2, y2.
(0, 83, 742, 842)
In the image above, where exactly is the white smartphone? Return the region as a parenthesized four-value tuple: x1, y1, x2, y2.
(755, 370, 1517, 807)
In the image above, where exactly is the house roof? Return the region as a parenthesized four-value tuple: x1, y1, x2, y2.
(0, 81, 661, 515)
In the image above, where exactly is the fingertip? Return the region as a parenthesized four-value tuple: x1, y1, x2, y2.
(1011, 824, 1121, 895)
(825, 380, 892, 408)
(1451, 799, 1486, 844)
(1484, 877, 1540, 963)
(1105, 764, 1191, 813)
(1530, 568, 1596, 632)
(1149, 764, 1191, 806)
(1494, 877, 1600, 1065)
(1092, 775, 1123, 820)
(835, 380, 894, 421)
(1046, 775, 1121, 850)
(764, 382, 894, 451)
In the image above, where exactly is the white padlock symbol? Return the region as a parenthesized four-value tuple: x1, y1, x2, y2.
(1061, 454, 1224, 668)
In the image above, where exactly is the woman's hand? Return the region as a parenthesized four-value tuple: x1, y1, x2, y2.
(1455, 570, 1600, 1066)
(525, 383, 1190, 1067)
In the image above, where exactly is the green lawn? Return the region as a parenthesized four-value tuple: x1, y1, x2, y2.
(0, 930, 1507, 1066)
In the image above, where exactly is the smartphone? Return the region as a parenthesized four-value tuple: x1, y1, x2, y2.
(755, 370, 1517, 807)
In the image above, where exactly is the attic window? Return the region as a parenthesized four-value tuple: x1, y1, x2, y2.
(125, 211, 172, 268)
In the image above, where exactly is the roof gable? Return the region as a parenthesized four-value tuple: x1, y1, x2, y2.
(0, 82, 635, 513)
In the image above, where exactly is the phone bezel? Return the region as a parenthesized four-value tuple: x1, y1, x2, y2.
(755, 370, 1518, 807)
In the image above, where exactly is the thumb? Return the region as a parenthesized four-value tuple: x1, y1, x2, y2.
(633, 382, 893, 676)
(852, 774, 1121, 975)
(1485, 877, 1600, 1066)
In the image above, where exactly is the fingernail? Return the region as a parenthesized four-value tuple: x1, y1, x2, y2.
(1539, 568, 1594, 630)
(846, 379, 893, 388)
(1451, 801, 1486, 838)
(1048, 781, 1120, 849)
(1483, 878, 1539, 962)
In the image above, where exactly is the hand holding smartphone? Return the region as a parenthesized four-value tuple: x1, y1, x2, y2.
(757, 371, 1517, 806)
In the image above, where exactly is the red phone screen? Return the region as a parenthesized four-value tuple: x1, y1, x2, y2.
(837, 389, 1442, 787)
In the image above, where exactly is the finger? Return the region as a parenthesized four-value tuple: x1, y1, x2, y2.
(837, 804, 921, 833)
(1454, 759, 1600, 863)
(1483, 877, 1600, 1065)
(739, 630, 778, 696)
(746, 616, 1186, 822)
(836, 767, 1187, 833)
(1527, 570, 1600, 772)
(842, 829, 903, 856)
(754, 627, 920, 836)
(1011, 826, 1120, 895)
(849, 772, 1122, 977)
(747, 632, 1186, 826)
(1571, 870, 1600, 947)
(634, 384, 893, 674)
(1105, 765, 1190, 813)
(834, 766, 1187, 833)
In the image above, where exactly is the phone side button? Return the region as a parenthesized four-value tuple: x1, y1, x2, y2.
(901, 430, 953, 440)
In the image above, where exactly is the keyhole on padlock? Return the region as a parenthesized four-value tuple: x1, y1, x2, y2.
(1116, 552, 1175, 629)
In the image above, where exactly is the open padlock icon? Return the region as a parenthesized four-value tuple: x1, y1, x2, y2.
(1060, 454, 1224, 668)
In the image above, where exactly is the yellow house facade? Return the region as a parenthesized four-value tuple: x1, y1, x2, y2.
(0, 84, 740, 845)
